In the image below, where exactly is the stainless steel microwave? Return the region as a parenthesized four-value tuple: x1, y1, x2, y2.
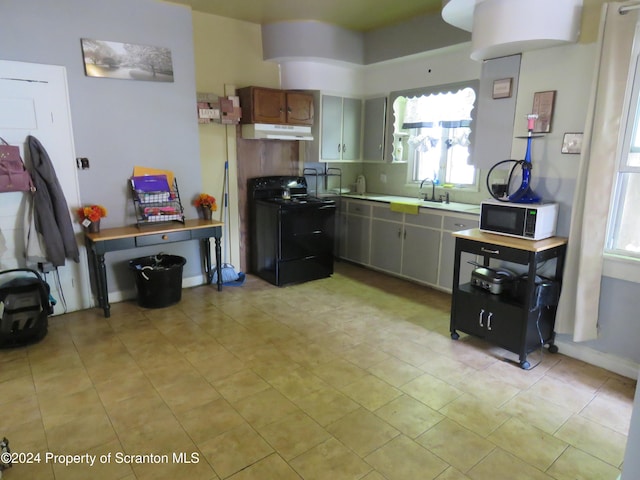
(480, 200, 558, 240)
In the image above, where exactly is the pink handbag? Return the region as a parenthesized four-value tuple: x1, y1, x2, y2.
(0, 137, 35, 192)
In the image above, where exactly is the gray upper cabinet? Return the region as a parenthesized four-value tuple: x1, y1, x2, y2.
(341, 97, 362, 161)
(321, 95, 343, 160)
(319, 94, 362, 162)
(362, 97, 387, 162)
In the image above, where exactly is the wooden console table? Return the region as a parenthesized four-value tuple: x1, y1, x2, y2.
(84, 219, 223, 318)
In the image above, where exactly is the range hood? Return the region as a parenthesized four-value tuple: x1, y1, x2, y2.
(241, 123, 313, 141)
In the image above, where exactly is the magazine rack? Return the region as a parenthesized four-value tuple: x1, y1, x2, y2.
(130, 176, 185, 228)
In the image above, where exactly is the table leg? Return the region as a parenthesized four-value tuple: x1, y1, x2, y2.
(214, 236, 222, 291)
(202, 238, 213, 284)
(96, 253, 110, 318)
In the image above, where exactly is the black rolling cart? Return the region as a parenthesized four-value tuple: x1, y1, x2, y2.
(449, 228, 567, 369)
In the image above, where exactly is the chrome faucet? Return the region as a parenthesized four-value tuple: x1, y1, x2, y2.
(420, 178, 441, 202)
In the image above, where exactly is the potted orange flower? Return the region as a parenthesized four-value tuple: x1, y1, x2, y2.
(77, 204, 107, 233)
(194, 193, 217, 220)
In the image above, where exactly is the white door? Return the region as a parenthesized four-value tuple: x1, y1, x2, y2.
(0, 60, 92, 314)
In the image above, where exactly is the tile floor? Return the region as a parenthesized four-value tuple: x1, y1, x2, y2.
(0, 262, 636, 480)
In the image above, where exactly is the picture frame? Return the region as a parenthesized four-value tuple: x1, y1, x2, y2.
(81, 38, 174, 82)
(492, 78, 513, 99)
(532, 90, 556, 133)
(562, 132, 583, 154)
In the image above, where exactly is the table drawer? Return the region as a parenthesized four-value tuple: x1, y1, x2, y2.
(457, 237, 529, 264)
(135, 230, 191, 247)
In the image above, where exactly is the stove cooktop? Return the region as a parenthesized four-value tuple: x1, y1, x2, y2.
(261, 195, 334, 206)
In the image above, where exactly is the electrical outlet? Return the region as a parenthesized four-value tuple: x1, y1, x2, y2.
(76, 157, 90, 169)
(380, 173, 387, 183)
(37, 262, 55, 273)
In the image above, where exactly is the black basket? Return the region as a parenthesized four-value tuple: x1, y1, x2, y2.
(0, 269, 52, 348)
(129, 254, 186, 308)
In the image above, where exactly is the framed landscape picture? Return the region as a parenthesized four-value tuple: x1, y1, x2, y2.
(81, 38, 174, 82)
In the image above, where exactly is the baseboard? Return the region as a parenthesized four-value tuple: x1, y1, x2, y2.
(555, 340, 640, 380)
(97, 274, 208, 305)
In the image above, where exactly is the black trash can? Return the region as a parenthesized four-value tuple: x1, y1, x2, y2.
(128, 254, 186, 308)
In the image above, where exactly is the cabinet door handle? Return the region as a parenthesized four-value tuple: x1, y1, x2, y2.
(487, 312, 493, 331)
(397, 228, 402, 238)
(454, 223, 467, 228)
(481, 247, 500, 255)
(338, 144, 342, 153)
(479, 309, 484, 327)
(403, 229, 407, 239)
(343, 144, 347, 153)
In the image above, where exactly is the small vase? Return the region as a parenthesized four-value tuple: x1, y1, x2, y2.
(87, 219, 100, 233)
(201, 208, 212, 220)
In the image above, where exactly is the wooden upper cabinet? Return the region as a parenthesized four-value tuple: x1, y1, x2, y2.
(285, 91, 314, 125)
(238, 86, 314, 126)
(238, 86, 286, 124)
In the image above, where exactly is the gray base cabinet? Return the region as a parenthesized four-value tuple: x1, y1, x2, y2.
(438, 215, 478, 290)
(370, 218, 403, 273)
(338, 199, 478, 292)
(402, 225, 440, 284)
(341, 200, 372, 265)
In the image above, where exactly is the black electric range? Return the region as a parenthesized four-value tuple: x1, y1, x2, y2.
(249, 176, 336, 286)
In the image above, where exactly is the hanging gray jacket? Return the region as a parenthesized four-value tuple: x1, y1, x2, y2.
(27, 135, 79, 266)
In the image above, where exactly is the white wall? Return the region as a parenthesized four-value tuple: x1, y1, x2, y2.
(514, 42, 596, 237)
(1, 0, 204, 296)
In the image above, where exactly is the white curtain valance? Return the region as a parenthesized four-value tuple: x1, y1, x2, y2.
(402, 88, 476, 128)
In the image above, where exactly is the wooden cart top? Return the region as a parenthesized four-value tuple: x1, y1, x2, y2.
(453, 228, 568, 253)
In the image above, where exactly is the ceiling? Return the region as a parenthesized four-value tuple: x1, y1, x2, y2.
(164, 0, 445, 32)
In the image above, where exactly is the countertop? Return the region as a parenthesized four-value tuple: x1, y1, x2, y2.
(340, 193, 481, 214)
(453, 228, 568, 252)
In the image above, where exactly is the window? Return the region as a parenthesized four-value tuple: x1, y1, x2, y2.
(388, 81, 479, 188)
(606, 52, 640, 258)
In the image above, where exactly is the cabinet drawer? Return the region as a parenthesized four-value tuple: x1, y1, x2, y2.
(406, 210, 442, 229)
(135, 230, 191, 247)
(372, 205, 403, 222)
(443, 215, 477, 232)
(348, 202, 371, 216)
(456, 238, 529, 264)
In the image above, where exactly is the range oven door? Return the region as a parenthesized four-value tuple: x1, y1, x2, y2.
(279, 204, 335, 260)
(276, 203, 336, 286)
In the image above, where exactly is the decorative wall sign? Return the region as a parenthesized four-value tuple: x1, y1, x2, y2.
(492, 78, 513, 99)
(532, 90, 556, 133)
(562, 132, 583, 154)
(81, 38, 174, 82)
